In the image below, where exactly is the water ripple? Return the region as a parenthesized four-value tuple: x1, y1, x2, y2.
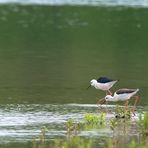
(0, 0, 148, 8)
(0, 104, 145, 144)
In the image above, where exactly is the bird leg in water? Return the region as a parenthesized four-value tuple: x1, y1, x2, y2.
(106, 90, 112, 95)
(131, 96, 139, 114)
(97, 97, 105, 112)
(106, 100, 109, 113)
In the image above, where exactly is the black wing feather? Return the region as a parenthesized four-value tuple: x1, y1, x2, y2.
(97, 77, 113, 83)
(116, 89, 136, 95)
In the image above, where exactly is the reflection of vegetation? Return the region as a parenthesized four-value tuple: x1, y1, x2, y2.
(138, 112, 148, 136)
(32, 126, 48, 148)
(50, 137, 93, 148)
(32, 112, 148, 148)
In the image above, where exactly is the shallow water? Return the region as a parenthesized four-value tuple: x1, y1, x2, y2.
(0, 104, 97, 144)
(0, 104, 146, 145)
(0, 0, 148, 147)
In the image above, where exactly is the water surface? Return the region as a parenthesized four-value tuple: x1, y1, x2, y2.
(0, 104, 146, 146)
(0, 1, 148, 147)
(0, 4, 147, 105)
(0, 0, 148, 7)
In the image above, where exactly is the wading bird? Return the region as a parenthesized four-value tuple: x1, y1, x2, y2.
(87, 76, 118, 95)
(98, 88, 139, 113)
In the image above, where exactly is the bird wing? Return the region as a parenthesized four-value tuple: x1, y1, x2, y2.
(116, 88, 138, 95)
(97, 77, 114, 83)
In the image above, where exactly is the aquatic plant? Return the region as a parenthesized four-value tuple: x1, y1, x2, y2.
(51, 137, 93, 148)
(32, 111, 148, 148)
(49, 118, 93, 148)
(32, 126, 48, 148)
(143, 112, 148, 130)
(129, 140, 136, 148)
(107, 138, 118, 148)
(98, 112, 105, 125)
(115, 103, 131, 119)
(66, 119, 80, 137)
(84, 112, 105, 125)
(129, 139, 148, 148)
(109, 118, 117, 131)
(138, 112, 148, 136)
(83, 112, 105, 130)
(84, 113, 99, 124)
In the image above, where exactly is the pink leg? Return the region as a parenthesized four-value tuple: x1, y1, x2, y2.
(97, 97, 105, 112)
(107, 90, 112, 95)
(106, 100, 109, 113)
(131, 96, 139, 114)
(106, 91, 108, 95)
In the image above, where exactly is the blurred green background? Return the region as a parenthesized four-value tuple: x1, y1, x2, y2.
(0, 5, 147, 105)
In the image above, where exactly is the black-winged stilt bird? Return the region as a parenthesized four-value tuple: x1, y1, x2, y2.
(87, 76, 118, 95)
(98, 88, 139, 113)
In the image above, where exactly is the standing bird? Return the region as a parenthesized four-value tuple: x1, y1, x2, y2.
(87, 76, 118, 95)
(98, 88, 139, 113)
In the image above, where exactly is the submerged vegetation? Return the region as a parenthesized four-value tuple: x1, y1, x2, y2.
(32, 110, 148, 148)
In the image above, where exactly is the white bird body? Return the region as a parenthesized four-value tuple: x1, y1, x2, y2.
(105, 88, 139, 102)
(91, 79, 117, 91)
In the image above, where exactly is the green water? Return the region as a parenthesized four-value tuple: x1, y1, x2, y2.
(0, 5, 147, 105)
(0, 4, 148, 147)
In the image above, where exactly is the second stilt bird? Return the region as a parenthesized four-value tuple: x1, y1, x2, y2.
(98, 88, 139, 113)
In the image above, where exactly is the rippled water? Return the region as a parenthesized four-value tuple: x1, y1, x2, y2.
(0, 0, 147, 147)
(0, 0, 148, 7)
(0, 104, 146, 144)
(0, 104, 96, 144)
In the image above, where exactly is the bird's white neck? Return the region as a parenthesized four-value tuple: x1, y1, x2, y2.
(91, 80, 102, 89)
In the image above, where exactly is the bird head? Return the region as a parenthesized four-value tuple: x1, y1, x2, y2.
(90, 79, 97, 86)
(87, 79, 97, 89)
(105, 95, 113, 101)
